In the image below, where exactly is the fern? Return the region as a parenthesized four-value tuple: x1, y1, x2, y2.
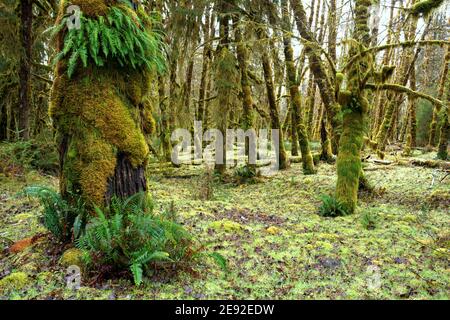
(77, 193, 195, 286)
(22, 186, 87, 242)
(318, 194, 349, 218)
(53, 4, 166, 78)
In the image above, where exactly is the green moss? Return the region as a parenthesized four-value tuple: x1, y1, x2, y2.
(60, 248, 86, 267)
(70, 0, 110, 17)
(336, 102, 365, 214)
(410, 0, 444, 16)
(0, 272, 30, 293)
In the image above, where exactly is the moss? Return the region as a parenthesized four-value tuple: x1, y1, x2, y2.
(210, 220, 245, 232)
(410, 0, 444, 16)
(0, 272, 30, 293)
(50, 73, 150, 205)
(70, 0, 110, 17)
(336, 102, 365, 214)
(60, 248, 85, 267)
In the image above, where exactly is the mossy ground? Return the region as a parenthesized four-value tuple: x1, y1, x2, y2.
(0, 150, 448, 300)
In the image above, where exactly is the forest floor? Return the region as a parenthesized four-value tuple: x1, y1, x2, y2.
(0, 149, 449, 300)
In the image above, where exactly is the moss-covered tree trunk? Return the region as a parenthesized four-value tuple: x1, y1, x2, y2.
(290, 0, 341, 154)
(281, 0, 315, 174)
(50, 1, 160, 208)
(18, 0, 32, 140)
(256, 25, 289, 170)
(429, 44, 449, 149)
(335, 0, 372, 214)
(233, 14, 255, 168)
(437, 56, 450, 160)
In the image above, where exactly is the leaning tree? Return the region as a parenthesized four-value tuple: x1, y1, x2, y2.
(50, 0, 164, 207)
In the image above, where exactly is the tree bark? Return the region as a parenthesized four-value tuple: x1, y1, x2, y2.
(18, 0, 32, 140)
(290, 0, 341, 154)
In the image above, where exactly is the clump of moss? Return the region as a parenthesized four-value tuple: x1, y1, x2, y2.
(0, 272, 30, 293)
(70, 0, 110, 17)
(410, 0, 444, 16)
(60, 248, 85, 267)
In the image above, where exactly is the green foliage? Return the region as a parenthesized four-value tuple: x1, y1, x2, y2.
(76, 192, 196, 286)
(360, 210, 379, 230)
(23, 186, 87, 242)
(416, 100, 433, 146)
(0, 139, 58, 175)
(318, 195, 349, 218)
(234, 165, 257, 184)
(53, 6, 166, 78)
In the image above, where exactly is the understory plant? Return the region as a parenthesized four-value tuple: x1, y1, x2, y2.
(76, 192, 220, 286)
(23, 186, 87, 243)
(318, 194, 349, 218)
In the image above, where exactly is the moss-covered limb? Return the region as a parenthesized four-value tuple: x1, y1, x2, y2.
(342, 40, 450, 73)
(428, 45, 449, 147)
(365, 83, 446, 108)
(289, 0, 341, 154)
(410, 0, 445, 16)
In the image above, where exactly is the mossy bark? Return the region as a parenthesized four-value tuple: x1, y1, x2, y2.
(336, 107, 365, 214)
(428, 45, 449, 148)
(233, 14, 255, 168)
(50, 1, 153, 208)
(281, 0, 315, 174)
(335, 0, 371, 214)
(18, 0, 32, 140)
(257, 26, 289, 170)
(290, 0, 341, 154)
(437, 57, 450, 160)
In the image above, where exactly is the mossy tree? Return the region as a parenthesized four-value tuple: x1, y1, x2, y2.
(280, 0, 315, 174)
(50, 0, 164, 208)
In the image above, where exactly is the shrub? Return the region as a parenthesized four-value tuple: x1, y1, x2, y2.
(76, 193, 200, 286)
(0, 138, 58, 175)
(318, 195, 349, 218)
(23, 186, 87, 243)
(360, 210, 378, 230)
(234, 165, 257, 184)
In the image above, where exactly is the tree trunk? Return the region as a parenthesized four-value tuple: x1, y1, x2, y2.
(290, 0, 341, 154)
(335, 0, 371, 214)
(51, 2, 152, 208)
(257, 24, 289, 170)
(18, 0, 32, 140)
(281, 0, 314, 174)
(429, 44, 449, 148)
